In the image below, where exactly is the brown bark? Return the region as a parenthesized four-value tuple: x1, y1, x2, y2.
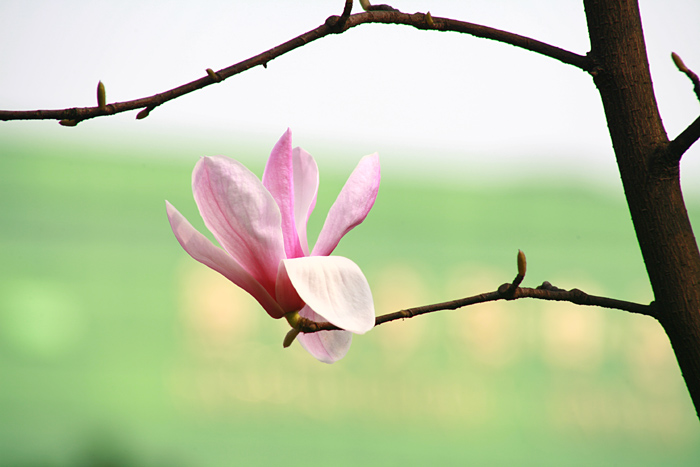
(584, 0, 700, 416)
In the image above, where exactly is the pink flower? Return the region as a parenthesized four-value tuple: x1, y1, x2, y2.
(166, 129, 380, 363)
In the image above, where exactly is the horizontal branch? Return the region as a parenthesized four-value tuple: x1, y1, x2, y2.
(0, 7, 591, 124)
(340, 11, 592, 70)
(295, 280, 656, 334)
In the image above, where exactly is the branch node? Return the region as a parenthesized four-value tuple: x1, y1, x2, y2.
(360, 0, 399, 11)
(497, 282, 512, 295)
(327, 15, 350, 33)
(334, 0, 354, 31)
(537, 281, 563, 291)
(569, 288, 585, 299)
(327, 0, 353, 33)
(587, 55, 604, 78)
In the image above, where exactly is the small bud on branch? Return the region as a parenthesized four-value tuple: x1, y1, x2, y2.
(671, 52, 700, 103)
(206, 68, 222, 83)
(136, 107, 151, 120)
(283, 328, 301, 348)
(97, 81, 106, 110)
(517, 250, 527, 276)
(672, 52, 689, 73)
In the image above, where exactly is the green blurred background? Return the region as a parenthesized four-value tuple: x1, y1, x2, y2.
(2, 0, 700, 465)
(1, 126, 699, 466)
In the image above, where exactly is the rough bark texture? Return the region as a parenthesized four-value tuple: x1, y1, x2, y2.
(584, 0, 700, 416)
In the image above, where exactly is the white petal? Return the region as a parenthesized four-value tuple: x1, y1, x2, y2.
(296, 305, 353, 364)
(280, 256, 375, 334)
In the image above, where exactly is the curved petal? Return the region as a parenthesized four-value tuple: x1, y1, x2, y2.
(312, 153, 380, 256)
(280, 256, 375, 334)
(292, 147, 318, 255)
(193, 155, 285, 294)
(262, 129, 304, 259)
(166, 201, 285, 319)
(297, 305, 353, 364)
(275, 257, 305, 314)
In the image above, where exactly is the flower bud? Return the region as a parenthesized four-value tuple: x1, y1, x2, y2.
(97, 81, 106, 110)
(672, 52, 688, 73)
(283, 328, 300, 348)
(517, 250, 527, 276)
(136, 107, 151, 120)
(206, 68, 222, 82)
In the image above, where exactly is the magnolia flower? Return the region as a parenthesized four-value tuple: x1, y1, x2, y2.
(166, 129, 380, 363)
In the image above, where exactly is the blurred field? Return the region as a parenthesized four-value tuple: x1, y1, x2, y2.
(1, 130, 699, 466)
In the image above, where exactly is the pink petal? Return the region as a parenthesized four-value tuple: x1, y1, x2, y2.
(166, 201, 285, 319)
(275, 257, 305, 314)
(297, 305, 353, 363)
(292, 147, 318, 255)
(279, 256, 375, 334)
(312, 153, 380, 256)
(192, 155, 285, 295)
(262, 129, 305, 259)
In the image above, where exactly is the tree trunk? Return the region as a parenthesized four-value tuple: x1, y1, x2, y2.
(583, 0, 700, 417)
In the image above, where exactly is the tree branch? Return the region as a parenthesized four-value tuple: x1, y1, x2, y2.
(668, 115, 700, 162)
(342, 10, 592, 69)
(0, 8, 591, 124)
(294, 280, 656, 335)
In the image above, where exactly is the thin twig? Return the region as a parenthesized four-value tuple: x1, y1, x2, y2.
(0, 9, 591, 124)
(295, 280, 656, 334)
(660, 52, 700, 163)
(664, 53, 700, 162)
(329, 0, 354, 31)
(668, 115, 700, 162)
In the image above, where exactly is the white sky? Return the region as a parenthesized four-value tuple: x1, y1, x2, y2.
(1, 0, 699, 190)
